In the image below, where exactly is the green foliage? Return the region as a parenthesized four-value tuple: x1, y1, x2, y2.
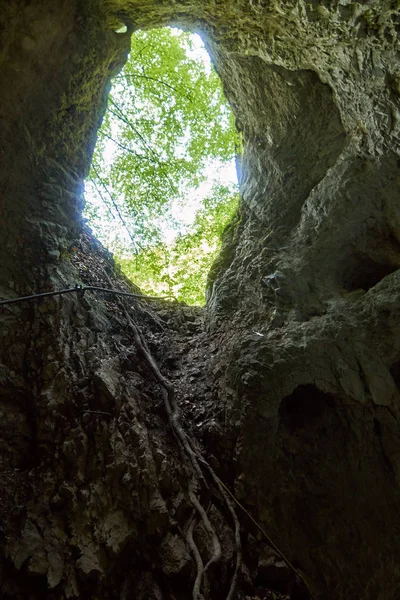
(119, 187, 239, 305)
(85, 26, 239, 303)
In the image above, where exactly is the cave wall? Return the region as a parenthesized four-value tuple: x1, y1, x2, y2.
(0, 0, 130, 286)
(203, 3, 400, 596)
(1, 0, 400, 598)
(205, 0, 400, 321)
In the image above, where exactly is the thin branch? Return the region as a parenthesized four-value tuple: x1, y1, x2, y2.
(91, 162, 142, 253)
(96, 130, 148, 197)
(101, 128, 196, 181)
(130, 41, 151, 63)
(88, 176, 116, 221)
(108, 108, 171, 169)
(116, 72, 194, 103)
(116, 69, 214, 123)
(98, 130, 146, 160)
(108, 101, 160, 160)
(108, 99, 179, 197)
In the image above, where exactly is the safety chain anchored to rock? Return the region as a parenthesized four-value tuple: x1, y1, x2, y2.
(0, 284, 175, 308)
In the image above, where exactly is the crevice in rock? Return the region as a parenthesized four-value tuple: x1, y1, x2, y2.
(341, 253, 399, 292)
(279, 385, 336, 432)
(389, 361, 400, 390)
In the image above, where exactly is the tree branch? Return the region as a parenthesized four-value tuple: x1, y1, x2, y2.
(91, 163, 142, 253)
(107, 98, 179, 197)
(88, 176, 117, 222)
(116, 72, 194, 103)
(98, 130, 146, 160)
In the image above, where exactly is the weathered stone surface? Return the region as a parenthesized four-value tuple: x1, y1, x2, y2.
(1, 0, 400, 599)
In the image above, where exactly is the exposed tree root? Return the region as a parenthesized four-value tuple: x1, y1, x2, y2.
(189, 490, 222, 571)
(186, 512, 205, 600)
(100, 268, 312, 600)
(199, 460, 242, 600)
(102, 269, 226, 598)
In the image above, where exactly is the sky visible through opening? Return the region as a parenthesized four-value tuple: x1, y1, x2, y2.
(84, 27, 239, 305)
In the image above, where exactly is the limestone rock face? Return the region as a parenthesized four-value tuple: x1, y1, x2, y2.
(1, 1, 400, 599)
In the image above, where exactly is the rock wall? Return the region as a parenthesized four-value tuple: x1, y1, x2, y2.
(1, 0, 400, 598)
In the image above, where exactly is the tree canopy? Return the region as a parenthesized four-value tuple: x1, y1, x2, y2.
(85, 26, 239, 304)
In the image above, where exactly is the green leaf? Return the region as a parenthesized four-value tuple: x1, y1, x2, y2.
(85, 27, 239, 304)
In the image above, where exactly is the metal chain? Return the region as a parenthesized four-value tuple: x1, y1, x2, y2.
(0, 284, 174, 307)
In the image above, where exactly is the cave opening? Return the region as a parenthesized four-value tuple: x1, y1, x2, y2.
(84, 26, 239, 306)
